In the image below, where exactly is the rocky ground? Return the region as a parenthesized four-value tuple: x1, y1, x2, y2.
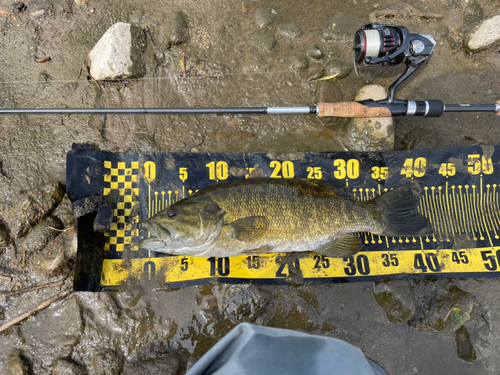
(0, 0, 500, 374)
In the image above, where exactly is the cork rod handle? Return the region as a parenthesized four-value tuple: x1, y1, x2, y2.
(318, 102, 392, 118)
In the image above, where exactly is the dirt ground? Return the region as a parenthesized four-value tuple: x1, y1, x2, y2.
(1, 0, 500, 374)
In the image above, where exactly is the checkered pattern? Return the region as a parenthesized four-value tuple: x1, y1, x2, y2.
(103, 161, 140, 252)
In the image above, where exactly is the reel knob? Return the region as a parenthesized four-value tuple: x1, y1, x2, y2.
(410, 39, 425, 55)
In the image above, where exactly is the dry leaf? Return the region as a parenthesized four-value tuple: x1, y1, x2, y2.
(315, 72, 340, 81)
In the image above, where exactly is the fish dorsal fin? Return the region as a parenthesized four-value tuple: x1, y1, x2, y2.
(315, 235, 363, 258)
(229, 216, 268, 242)
(241, 247, 273, 255)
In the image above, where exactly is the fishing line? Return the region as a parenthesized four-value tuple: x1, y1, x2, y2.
(0, 23, 498, 118)
(0, 65, 357, 86)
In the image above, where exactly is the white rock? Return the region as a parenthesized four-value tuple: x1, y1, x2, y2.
(89, 22, 135, 80)
(341, 85, 394, 152)
(467, 15, 500, 50)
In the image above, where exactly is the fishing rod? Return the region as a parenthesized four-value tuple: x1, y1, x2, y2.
(0, 23, 498, 118)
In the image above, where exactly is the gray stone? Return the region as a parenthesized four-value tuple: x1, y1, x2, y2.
(324, 59, 353, 79)
(89, 22, 146, 80)
(33, 228, 77, 275)
(307, 66, 324, 81)
(93, 349, 123, 375)
(167, 11, 189, 46)
(6, 182, 64, 238)
(306, 44, 323, 59)
(373, 280, 416, 325)
(53, 195, 77, 228)
(123, 352, 181, 375)
(21, 296, 83, 360)
(341, 85, 394, 152)
(21, 216, 63, 252)
(51, 358, 86, 375)
(255, 8, 280, 28)
(322, 13, 365, 41)
(290, 54, 308, 71)
(217, 285, 271, 324)
(277, 23, 304, 38)
(456, 326, 477, 363)
(7, 350, 29, 375)
(250, 33, 277, 51)
(467, 15, 500, 50)
(446, 0, 484, 29)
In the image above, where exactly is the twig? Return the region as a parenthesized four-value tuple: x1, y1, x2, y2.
(0, 289, 74, 333)
(371, 10, 443, 20)
(86, 66, 101, 90)
(76, 68, 83, 83)
(443, 306, 455, 323)
(2, 278, 67, 296)
(46, 226, 74, 232)
(0, 274, 12, 282)
(10, 281, 19, 292)
(181, 55, 186, 76)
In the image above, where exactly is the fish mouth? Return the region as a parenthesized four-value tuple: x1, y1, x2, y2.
(141, 219, 171, 242)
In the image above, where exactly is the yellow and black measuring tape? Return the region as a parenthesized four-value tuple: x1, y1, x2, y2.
(67, 144, 500, 291)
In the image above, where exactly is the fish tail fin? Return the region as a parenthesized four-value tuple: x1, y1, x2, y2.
(373, 185, 431, 237)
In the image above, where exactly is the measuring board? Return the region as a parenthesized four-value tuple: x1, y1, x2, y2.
(67, 144, 500, 291)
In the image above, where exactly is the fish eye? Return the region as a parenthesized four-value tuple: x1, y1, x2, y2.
(167, 209, 178, 219)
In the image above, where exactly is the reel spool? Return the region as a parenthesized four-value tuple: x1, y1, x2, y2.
(353, 23, 436, 103)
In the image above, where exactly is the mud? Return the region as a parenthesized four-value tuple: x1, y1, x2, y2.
(1, 0, 500, 374)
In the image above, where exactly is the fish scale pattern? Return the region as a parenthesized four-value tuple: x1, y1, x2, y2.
(201, 179, 380, 246)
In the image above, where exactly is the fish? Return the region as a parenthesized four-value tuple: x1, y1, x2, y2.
(139, 178, 430, 258)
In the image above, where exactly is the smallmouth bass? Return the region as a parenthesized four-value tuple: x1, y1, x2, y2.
(140, 178, 429, 258)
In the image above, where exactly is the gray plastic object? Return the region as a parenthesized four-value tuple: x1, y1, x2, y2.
(186, 323, 387, 375)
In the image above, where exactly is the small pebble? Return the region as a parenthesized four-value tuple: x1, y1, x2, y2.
(306, 44, 323, 59)
(250, 33, 277, 51)
(255, 8, 280, 28)
(290, 54, 308, 71)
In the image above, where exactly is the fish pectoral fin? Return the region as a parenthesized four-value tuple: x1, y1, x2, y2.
(229, 216, 268, 242)
(241, 247, 273, 255)
(315, 235, 363, 258)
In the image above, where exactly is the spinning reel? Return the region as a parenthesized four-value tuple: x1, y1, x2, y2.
(353, 23, 436, 104)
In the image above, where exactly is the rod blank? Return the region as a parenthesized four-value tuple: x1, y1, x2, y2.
(0, 107, 269, 115)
